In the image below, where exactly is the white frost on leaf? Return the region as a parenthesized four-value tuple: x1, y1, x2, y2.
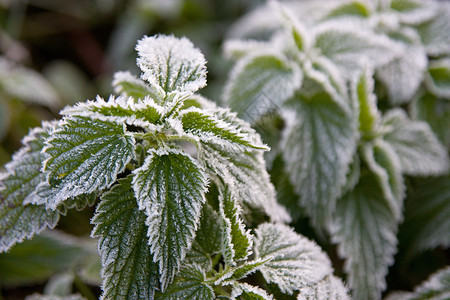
(297, 274, 350, 300)
(132, 147, 208, 290)
(136, 35, 207, 96)
(231, 283, 274, 300)
(254, 223, 333, 295)
(415, 4, 450, 56)
(112, 70, 163, 101)
(425, 58, 450, 99)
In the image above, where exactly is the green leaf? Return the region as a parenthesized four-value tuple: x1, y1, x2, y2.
(216, 258, 269, 285)
(330, 169, 399, 300)
(39, 116, 135, 209)
(323, 0, 372, 19)
(0, 123, 60, 252)
(254, 223, 332, 295)
(384, 266, 450, 300)
(0, 232, 87, 287)
(136, 35, 207, 96)
(297, 274, 350, 300)
(132, 148, 208, 289)
(113, 71, 162, 100)
(186, 204, 222, 270)
(426, 58, 450, 98)
(157, 264, 214, 300)
(282, 82, 357, 226)
(218, 185, 252, 265)
(91, 176, 159, 299)
(61, 95, 163, 129)
(401, 175, 450, 256)
(223, 40, 272, 61)
(361, 139, 405, 220)
(314, 22, 401, 75)
(199, 143, 290, 223)
(382, 109, 449, 176)
(232, 283, 273, 300)
(25, 294, 86, 300)
(224, 52, 302, 122)
(353, 69, 379, 135)
(180, 107, 268, 151)
(411, 92, 450, 149)
(415, 6, 450, 56)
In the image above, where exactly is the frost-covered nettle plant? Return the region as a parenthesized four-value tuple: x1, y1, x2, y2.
(0, 35, 350, 299)
(223, 1, 450, 299)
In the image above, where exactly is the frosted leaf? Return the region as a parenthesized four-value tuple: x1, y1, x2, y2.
(39, 116, 135, 209)
(401, 175, 450, 255)
(254, 223, 333, 295)
(282, 78, 357, 227)
(361, 139, 405, 220)
(0, 58, 60, 108)
(136, 35, 207, 96)
(376, 42, 427, 105)
(352, 68, 380, 135)
(223, 51, 302, 123)
(216, 258, 269, 286)
(223, 40, 273, 60)
(217, 185, 252, 265)
(199, 143, 290, 223)
(61, 95, 163, 131)
(382, 109, 449, 176)
(231, 283, 274, 300)
(91, 177, 159, 299)
(314, 20, 402, 76)
(322, 0, 373, 20)
(180, 107, 268, 151)
(157, 264, 214, 300)
(384, 266, 450, 300)
(390, 0, 437, 25)
(0, 122, 60, 252)
(25, 294, 86, 300)
(297, 274, 350, 300)
(112, 71, 162, 101)
(415, 4, 450, 56)
(186, 204, 222, 270)
(425, 58, 450, 99)
(132, 148, 208, 290)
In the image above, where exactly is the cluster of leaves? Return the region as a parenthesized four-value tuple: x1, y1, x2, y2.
(0, 35, 352, 299)
(223, 0, 450, 299)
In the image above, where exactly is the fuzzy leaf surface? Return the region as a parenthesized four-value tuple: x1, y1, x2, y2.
(353, 69, 379, 135)
(136, 35, 207, 95)
(157, 264, 214, 300)
(0, 123, 59, 252)
(254, 223, 332, 295)
(231, 283, 274, 300)
(91, 177, 159, 300)
(282, 87, 357, 226)
(132, 148, 208, 289)
(426, 59, 450, 98)
(331, 169, 399, 300)
(415, 6, 450, 56)
(382, 109, 449, 176)
(224, 52, 302, 122)
(40, 116, 135, 209)
(113, 71, 161, 100)
(297, 274, 350, 300)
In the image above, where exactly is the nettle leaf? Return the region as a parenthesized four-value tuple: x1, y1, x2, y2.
(254, 223, 333, 295)
(376, 43, 427, 105)
(425, 58, 450, 98)
(136, 35, 207, 96)
(331, 166, 400, 300)
(223, 40, 273, 60)
(382, 109, 449, 176)
(385, 266, 450, 300)
(231, 283, 274, 300)
(39, 116, 135, 209)
(218, 185, 252, 265)
(199, 143, 290, 223)
(91, 176, 159, 300)
(322, 0, 372, 19)
(282, 76, 357, 226)
(401, 175, 450, 255)
(61, 95, 163, 130)
(415, 5, 450, 56)
(217, 259, 268, 285)
(352, 68, 379, 135)
(132, 148, 208, 289)
(186, 204, 222, 270)
(158, 264, 214, 300)
(390, 0, 437, 25)
(25, 294, 86, 300)
(112, 71, 161, 100)
(224, 52, 302, 122)
(361, 139, 405, 220)
(297, 274, 350, 300)
(0, 123, 59, 252)
(313, 21, 401, 75)
(180, 107, 268, 151)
